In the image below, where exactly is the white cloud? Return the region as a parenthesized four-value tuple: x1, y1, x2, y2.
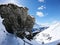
(38, 5, 46, 10)
(35, 21, 50, 27)
(40, 20, 60, 27)
(0, 0, 17, 4)
(40, 23, 50, 27)
(50, 20, 60, 25)
(0, 0, 23, 7)
(36, 11, 44, 17)
(36, 21, 59, 27)
(38, 0, 44, 2)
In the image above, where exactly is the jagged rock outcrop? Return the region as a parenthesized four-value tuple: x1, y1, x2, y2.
(0, 4, 35, 39)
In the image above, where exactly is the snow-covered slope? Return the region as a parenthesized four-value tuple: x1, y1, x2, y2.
(0, 16, 25, 45)
(0, 16, 60, 45)
(0, 16, 40, 45)
(34, 22, 60, 45)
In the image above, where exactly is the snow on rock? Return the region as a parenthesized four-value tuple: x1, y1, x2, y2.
(44, 40, 60, 45)
(25, 31, 30, 35)
(0, 16, 41, 45)
(0, 16, 25, 45)
(34, 22, 60, 45)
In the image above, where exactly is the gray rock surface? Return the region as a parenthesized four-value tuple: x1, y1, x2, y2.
(0, 4, 35, 39)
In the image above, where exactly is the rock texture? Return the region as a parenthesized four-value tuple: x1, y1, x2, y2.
(0, 4, 35, 39)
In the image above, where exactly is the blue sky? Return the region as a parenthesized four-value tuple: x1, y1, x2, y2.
(0, 0, 60, 26)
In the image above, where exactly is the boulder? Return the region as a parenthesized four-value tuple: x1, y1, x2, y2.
(0, 4, 35, 39)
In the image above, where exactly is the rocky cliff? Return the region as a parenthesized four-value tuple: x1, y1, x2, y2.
(0, 4, 35, 39)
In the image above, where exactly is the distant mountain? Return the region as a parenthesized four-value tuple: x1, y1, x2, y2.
(34, 22, 60, 45)
(32, 23, 49, 32)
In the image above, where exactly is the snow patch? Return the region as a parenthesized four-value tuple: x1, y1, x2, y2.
(34, 22, 60, 45)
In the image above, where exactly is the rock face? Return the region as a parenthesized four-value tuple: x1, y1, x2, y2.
(0, 4, 35, 39)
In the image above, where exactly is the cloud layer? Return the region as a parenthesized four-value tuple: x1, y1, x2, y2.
(38, 0, 44, 2)
(0, 0, 17, 4)
(38, 5, 46, 10)
(0, 0, 23, 7)
(37, 0, 46, 17)
(36, 11, 44, 17)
